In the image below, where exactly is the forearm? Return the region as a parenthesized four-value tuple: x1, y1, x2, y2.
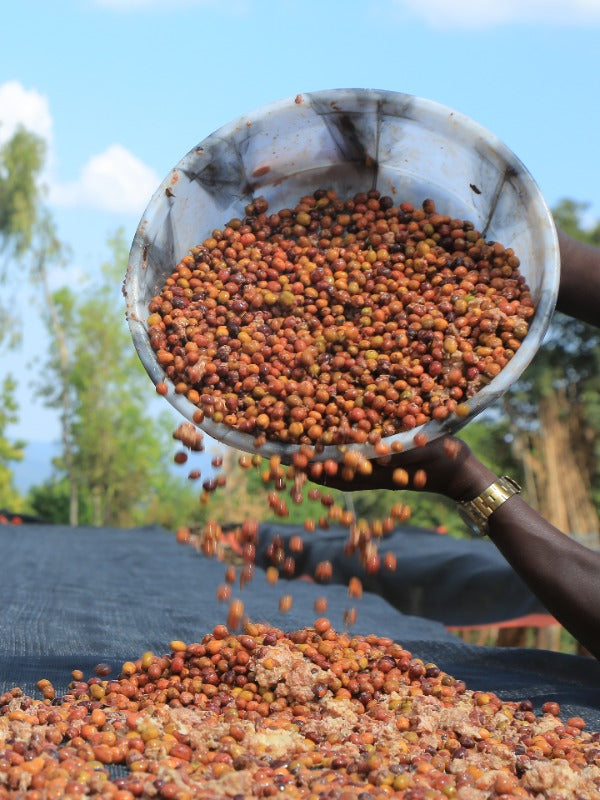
(447, 455, 600, 659)
(488, 498, 600, 659)
(557, 229, 600, 327)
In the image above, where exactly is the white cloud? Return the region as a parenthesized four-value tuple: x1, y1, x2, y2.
(50, 144, 160, 215)
(0, 81, 53, 149)
(1, 80, 159, 216)
(392, 0, 600, 28)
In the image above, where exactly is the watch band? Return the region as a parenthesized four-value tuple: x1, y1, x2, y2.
(459, 476, 521, 535)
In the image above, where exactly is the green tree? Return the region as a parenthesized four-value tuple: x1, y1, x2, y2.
(0, 128, 47, 506)
(0, 128, 46, 347)
(34, 229, 203, 529)
(27, 476, 93, 525)
(0, 128, 45, 258)
(133, 423, 207, 530)
(552, 199, 600, 246)
(68, 231, 162, 525)
(0, 376, 25, 510)
(29, 211, 79, 522)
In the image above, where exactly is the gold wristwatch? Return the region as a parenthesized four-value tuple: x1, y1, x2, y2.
(458, 476, 521, 536)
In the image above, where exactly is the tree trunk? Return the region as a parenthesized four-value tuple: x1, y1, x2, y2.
(537, 388, 600, 545)
(91, 485, 102, 527)
(507, 422, 541, 510)
(36, 238, 79, 525)
(215, 449, 268, 523)
(69, 480, 79, 527)
(61, 390, 78, 527)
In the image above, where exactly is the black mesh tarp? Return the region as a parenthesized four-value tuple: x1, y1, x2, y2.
(1, 524, 599, 728)
(255, 523, 549, 626)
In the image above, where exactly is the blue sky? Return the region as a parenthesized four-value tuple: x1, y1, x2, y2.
(1, 0, 600, 454)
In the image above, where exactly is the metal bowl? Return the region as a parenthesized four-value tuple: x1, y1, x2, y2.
(124, 88, 559, 462)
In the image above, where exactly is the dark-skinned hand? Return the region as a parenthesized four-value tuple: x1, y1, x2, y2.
(311, 435, 496, 503)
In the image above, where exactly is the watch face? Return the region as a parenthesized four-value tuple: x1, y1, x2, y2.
(457, 505, 487, 537)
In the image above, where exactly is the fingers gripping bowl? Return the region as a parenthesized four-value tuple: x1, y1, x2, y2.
(124, 88, 559, 462)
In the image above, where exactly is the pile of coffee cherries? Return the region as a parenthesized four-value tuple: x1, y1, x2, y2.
(2, 624, 599, 800)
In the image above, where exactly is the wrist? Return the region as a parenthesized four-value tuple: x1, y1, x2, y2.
(443, 451, 498, 503)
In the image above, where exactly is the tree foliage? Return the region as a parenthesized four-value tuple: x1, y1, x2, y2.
(0, 376, 25, 510)
(0, 128, 45, 259)
(31, 230, 203, 529)
(552, 199, 600, 246)
(27, 477, 92, 525)
(0, 129, 46, 349)
(0, 129, 47, 511)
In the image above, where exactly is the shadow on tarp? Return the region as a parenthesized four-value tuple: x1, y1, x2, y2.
(256, 522, 549, 627)
(1, 523, 599, 728)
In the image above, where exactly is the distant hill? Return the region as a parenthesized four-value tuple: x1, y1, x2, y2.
(11, 440, 219, 496)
